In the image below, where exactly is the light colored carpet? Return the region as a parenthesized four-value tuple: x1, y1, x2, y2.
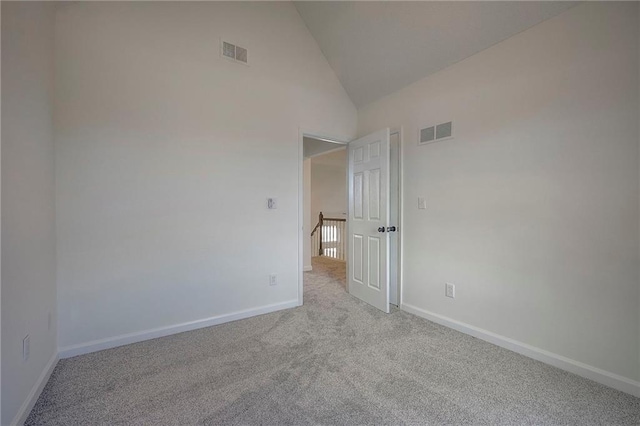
(27, 257, 640, 425)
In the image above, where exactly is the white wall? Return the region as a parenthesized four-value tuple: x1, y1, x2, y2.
(55, 2, 356, 350)
(1, 2, 58, 424)
(359, 2, 639, 382)
(311, 149, 347, 223)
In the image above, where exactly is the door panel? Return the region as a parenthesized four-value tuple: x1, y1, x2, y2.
(348, 128, 390, 313)
(353, 234, 364, 283)
(354, 173, 364, 219)
(369, 169, 380, 220)
(368, 236, 380, 289)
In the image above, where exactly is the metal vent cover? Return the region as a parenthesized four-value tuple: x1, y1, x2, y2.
(436, 121, 453, 139)
(419, 121, 453, 145)
(235, 46, 248, 63)
(221, 40, 248, 65)
(419, 126, 435, 144)
(222, 41, 235, 59)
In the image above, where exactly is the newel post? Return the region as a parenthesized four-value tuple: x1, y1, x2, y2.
(318, 212, 324, 256)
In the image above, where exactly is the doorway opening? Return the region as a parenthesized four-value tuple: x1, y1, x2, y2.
(302, 135, 349, 301)
(298, 129, 402, 311)
(309, 149, 348, 262)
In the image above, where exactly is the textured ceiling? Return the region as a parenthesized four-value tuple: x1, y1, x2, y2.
(295, 1, 576, 107)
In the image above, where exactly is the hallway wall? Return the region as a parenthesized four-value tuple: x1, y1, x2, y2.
(311, 149, 347, 225)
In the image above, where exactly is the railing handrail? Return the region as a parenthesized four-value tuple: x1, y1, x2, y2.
(310, 212, 346, 237)
(310, 222, 321, 237)
(310, 211, 347, 261)
(310, 212, 323, 237)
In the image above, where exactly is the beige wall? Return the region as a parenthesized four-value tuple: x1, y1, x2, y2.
(1, 2, 58, 424)
(359, 2, 639, 382)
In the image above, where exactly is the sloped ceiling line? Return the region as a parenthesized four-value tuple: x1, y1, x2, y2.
(294, 1, 575, 108)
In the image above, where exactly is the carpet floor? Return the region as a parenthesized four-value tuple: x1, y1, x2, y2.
(27, 257, 640, 425)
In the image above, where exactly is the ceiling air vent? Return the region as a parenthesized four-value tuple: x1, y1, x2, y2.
(221, 40, 248, 65)
(419, 121, 453, 145)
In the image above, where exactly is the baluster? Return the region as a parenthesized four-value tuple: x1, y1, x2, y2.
(337, 222, 340, 260)
(336, 222, 340, 260)
(339, 222, 341, 260)
(333, 222, 340, 259)
(339, 221, 343, 260)
(330, 224, 334, 258)
(341, 221, 345, 260)
(337, 221, 340, 260)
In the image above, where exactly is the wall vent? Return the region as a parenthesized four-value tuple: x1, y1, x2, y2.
(235, 46, 248, 64)
(222, 41, 235, 59)
(436, 121, 452, 139)
(419, 121, 453, 145)
(221, 40, 248, 65)
(419, 126, 435, 144)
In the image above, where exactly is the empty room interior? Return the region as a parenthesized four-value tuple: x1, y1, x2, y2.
(2, 1, 639, 425)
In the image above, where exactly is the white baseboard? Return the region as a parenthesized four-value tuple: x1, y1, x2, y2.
(59, 300, 299, 359)
(11, 352, 59, 426)
(303, 265, 312, 272)
(401, 303, 640, 398)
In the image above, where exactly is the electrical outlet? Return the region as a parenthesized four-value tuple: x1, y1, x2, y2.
(23, 335, 30, 362)
(445, 283, 455, 299)
(269, 274, 277, 286)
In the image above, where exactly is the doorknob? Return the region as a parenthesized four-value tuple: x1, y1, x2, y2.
(386, 226, 396, 232)
(377, 227, 386, 233)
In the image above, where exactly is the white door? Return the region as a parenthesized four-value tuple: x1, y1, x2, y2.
(348, 128, 390, 313)
(389, 131, 400, 306)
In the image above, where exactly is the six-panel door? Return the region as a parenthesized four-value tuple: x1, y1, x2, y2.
(348, 128, 390, 313)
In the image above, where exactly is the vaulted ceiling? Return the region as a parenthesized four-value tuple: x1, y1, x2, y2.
(295, 1, 576, 108)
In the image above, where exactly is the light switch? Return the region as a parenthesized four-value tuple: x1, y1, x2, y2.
(267, 198, 277, 209)
(418, 197, 427, 210)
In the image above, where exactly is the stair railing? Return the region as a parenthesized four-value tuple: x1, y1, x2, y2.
(310, 212, 346, 261)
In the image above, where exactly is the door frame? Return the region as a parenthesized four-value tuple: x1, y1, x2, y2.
(297, 127, 403, 308)
(389, 127, 404, 307)
(297, 128, 349, 306)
